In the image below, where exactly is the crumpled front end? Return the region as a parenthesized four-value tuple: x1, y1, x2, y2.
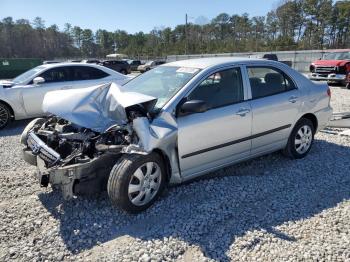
(21, 115, 132, 199)
(21, 83, 181, 199)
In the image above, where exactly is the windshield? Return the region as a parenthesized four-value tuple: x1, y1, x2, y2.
(122, 66, 200, 110)
(12, 66, 45, 84)
(323, 52, 350, 60)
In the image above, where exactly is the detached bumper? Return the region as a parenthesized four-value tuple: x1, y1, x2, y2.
(309, 73, 346, 82)
(23, 148, 118, 199)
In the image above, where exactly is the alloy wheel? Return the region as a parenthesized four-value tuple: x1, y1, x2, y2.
(0, 105, 9, 128)
(128, 162, 162, 206)
(295, 125, 313, 154)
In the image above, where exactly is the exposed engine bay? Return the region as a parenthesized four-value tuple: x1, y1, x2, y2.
(26, 112, 142, 169)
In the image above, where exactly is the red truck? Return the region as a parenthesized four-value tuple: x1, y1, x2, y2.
(309, 50, 350, 88)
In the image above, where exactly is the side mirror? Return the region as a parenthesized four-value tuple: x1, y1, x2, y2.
(180, 100, 209, 115)
(33, 77, 45, 85)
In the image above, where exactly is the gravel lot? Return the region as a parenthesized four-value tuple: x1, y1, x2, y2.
(0, 85, 349, 261)
(329, 85, 350, 113)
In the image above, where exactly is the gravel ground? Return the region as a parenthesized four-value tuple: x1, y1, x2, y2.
(0, 85, 349, 262)
(329, 85, 350, 113)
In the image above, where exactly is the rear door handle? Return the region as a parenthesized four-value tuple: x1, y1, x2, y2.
(236, 108, 250, 117)
(288, 96, 298, 103)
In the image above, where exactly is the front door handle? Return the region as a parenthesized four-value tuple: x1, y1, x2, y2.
(288, 96, 298, 103)
(236, 108, 250, 117)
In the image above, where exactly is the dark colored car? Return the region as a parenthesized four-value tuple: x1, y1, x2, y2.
(127, 60, 142, 71)
(262, 54, 278, 61)
(100, 60, 131, 75)
(82, 59, 101, 64)
(43, 61, 60, 64)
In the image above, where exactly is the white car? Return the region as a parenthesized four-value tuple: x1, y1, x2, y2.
(0, 63, 131, 129)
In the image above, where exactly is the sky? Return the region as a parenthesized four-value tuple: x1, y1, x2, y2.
(1, 0, 280, 33)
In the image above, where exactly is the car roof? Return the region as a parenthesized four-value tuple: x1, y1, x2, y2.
(163, 57, 269, 69)
(36, 62, 124, 76)
(38, 62, 103, 69)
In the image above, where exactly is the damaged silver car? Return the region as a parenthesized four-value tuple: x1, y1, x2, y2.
(21, 58, 332, 213)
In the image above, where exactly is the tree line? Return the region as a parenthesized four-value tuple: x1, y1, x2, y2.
(0, 0, 349, 60)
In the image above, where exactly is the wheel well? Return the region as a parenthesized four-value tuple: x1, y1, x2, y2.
(153, 149, 171, 183)
(300, 113, 318, 131)
(0, 100, 14, 118)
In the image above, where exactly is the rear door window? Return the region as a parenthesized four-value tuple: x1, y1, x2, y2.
(71, 66, 109, 81)
(247, 66, 296, 99)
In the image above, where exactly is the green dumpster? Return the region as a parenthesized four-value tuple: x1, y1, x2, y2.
(0, 58, 43, 79)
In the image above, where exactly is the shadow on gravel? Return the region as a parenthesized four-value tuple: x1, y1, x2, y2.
(0, 119, 31, 137)
(38, 138, 350, 261)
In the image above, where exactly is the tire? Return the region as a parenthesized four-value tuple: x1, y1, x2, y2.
(283, 118, 315, 159)
(107, 152, 166, 213)
(120, 69, 127, 75)
(346, 83, 350, 90)
(0, 102, 11, 129)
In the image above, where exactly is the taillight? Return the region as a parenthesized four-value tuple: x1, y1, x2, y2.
(327, 87, 331, 98)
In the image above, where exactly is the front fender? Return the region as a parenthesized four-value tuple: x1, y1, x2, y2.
(0, 87, 28, 120)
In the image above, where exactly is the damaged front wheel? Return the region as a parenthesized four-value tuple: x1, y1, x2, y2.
(107, 153, 166, 213)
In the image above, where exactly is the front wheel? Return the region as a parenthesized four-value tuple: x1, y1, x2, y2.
(107, 153, 166, 213)
(0, 102, 11, 129)
(283, 118, 315, 159)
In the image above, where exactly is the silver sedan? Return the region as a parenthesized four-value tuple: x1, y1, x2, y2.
(0, 62, 131, 128)
(21, 57, 332, 213)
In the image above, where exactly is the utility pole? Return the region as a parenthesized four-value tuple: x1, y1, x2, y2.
(185, 14, 188, 55)
(112, 41, 117, 53)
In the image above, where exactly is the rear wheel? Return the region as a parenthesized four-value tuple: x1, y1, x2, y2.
(283, 118, 315, 159)
(120, 69, 127, 75)
(0, 102, 11, 129)
(107, 153, 166, 213)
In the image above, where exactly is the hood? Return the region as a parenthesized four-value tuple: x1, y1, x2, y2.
(312, 60, 349, 67)
(42, 82, 157, 133)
